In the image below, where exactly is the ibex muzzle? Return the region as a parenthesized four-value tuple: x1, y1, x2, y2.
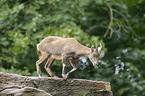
(36, 36, 102, 79)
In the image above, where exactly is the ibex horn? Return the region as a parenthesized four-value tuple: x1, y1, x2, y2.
(98, 43, 102, 53)
(95, 43, 98, 51)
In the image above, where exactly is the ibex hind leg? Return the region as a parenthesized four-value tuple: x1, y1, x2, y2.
(44, 58, 58, 78)
(36, 53, 49, 77)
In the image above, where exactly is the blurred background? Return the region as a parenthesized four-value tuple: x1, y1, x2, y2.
(0, 0, 145, 96)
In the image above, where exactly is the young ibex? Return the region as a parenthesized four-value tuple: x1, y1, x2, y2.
(36, 36, 102, 78)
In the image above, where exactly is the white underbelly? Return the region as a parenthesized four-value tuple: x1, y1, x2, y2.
(51, 54, 62, 60)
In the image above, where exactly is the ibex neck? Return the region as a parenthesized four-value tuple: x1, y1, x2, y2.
(79, 47, 90, 57)
(85, 48, 91, 57)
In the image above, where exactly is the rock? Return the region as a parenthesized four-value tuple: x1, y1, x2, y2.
(0, 87, 52, 96)
(0, 72, 113, 96)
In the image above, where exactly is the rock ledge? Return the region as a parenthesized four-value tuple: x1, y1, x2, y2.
(0, 72, 113, 96)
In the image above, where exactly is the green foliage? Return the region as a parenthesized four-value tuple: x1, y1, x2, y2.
(0, 66, 31, 76)
(0, 0, 145, 96)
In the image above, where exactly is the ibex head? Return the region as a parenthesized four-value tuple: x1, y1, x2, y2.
(89, 43, 102, 67)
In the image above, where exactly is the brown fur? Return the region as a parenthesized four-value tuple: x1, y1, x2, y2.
(36, 36, 102, 78)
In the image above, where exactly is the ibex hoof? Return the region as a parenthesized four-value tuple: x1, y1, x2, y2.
(38, 74, 42, 77)
(53, 76, 58, 78)
(62, 74, 65, 78)
(62, 74, 69, 79)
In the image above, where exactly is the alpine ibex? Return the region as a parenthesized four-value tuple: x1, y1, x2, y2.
(36, 36, 102, 78)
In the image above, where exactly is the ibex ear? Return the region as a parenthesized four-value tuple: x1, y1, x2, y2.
(98, 43, 102, 53)
(91, 45, 94, 53)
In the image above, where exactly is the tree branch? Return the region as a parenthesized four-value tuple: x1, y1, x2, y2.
(103, 0, 145, 39)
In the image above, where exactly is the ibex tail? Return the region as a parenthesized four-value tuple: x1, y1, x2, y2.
(37, 44, 41, 58)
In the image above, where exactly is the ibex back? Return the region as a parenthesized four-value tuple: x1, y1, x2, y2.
(36, 36, 102, 79)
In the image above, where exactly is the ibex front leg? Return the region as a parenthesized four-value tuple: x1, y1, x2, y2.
(44, 58, 58, 78)
(62, 55, 69, 79)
